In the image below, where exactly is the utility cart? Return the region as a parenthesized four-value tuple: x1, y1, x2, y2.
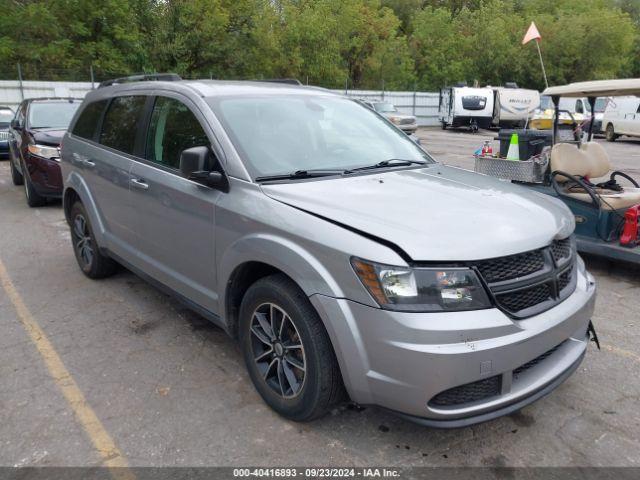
(476, 79, 640, 265)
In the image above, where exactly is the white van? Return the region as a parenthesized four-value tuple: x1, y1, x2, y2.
(491, 86, 540, 128)
(601, 96, 640, 141)
(439, 86, 494, 132)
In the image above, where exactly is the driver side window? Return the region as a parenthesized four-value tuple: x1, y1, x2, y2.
(575, 99, 584, 114)
(145, 97, 211, 171)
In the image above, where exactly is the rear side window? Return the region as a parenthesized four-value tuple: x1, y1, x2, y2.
(72, 100, 108, 140)
(99, 96, 147, 154)
(145, 96, 210, 170)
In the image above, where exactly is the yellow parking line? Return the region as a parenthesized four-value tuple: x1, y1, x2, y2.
(0, 258, 133, 478)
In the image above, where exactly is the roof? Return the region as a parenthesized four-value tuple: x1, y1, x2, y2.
(181, 80, 334, 98)
(543, 78, 640, 97)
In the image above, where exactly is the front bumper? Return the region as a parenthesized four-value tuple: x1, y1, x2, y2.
(310, 267, 596, 427)
(0, 140, 8, 156)
(398, 123, 417, 133)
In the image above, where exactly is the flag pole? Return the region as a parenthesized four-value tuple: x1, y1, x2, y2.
(535, 38, 548, 89)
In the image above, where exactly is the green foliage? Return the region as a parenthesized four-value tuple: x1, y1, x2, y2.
(0, 0, 637, 89)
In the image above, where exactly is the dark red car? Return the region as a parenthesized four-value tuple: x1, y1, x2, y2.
(9, 98, 81, 207)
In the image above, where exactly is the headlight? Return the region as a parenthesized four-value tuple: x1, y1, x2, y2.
(28, 144, 60, 161)
(351, 258, 492, 312)
(388, 116, 402, 124)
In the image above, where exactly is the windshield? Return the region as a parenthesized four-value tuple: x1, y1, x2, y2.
(373, 102, 397, 113)
(28, 101, 80, 129)
(0, 109, 14, 124)
(210, 95, 432, 179)
(594, 98, 607, 113)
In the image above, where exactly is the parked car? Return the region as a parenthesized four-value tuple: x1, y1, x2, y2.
(601, 95, 640, 142)
(8, 97, 81, 206)
(0, 107, 14, 158)
(61, 76, 596, 427)
(589, 97, 608, 136)
(356, 99, 417, 133)
(529, 95, 589, 131)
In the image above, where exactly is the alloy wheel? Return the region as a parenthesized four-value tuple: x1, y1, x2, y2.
(73, 214, 94, 268)
(249, 302, 306, 399)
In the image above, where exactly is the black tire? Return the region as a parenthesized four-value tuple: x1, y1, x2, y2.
(22, 165, 46, 207)
(239, 274, 343, 421)
(10, 154, 23, 186)
(440, 121, 447, 130)
(605, 124, 618, 142)
(69, 201, 118, 279)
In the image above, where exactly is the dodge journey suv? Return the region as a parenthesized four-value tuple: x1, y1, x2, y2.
(61, 76, 596, 427)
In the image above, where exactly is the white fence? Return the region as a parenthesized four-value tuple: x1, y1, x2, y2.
(0, 80, 94, 110)
(332, 89, 440, 126)
(0, 81, 442, 126)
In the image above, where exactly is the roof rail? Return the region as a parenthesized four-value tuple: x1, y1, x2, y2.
(98, 73, 182, 88)
(260, 78, 303, 86)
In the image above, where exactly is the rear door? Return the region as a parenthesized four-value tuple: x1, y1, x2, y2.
(129, 94, 222, 312)
(80, 95, 148, 259)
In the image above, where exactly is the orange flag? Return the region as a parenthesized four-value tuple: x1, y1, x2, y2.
(522, 21, 542, 45)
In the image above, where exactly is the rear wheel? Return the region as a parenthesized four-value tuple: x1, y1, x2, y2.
(10, 154, 23, 186)
(22, 166, 46, 207)
(605, 123, 618, 142)
(440, 121, 447, 130)
(239, 274, 343, 421)
(69, 201, 118, 278)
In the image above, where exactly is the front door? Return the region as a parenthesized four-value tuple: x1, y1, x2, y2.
(129, 95, 222, 313)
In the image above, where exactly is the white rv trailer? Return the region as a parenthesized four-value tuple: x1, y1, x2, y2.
(439, 85, 494, 132)
(601, 95, 640, 141)
(491, 86, 540, 128)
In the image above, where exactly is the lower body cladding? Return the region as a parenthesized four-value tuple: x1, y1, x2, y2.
(24, 154, 63, 198)
(310, 268, 596, 428)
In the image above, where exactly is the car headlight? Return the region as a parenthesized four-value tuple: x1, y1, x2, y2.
(351, 258, 492, 312)
(28, 144, 60, 161)
(388, 116, 402, 124)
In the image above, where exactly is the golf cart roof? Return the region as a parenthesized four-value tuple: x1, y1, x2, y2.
(543, 78, 640, 98)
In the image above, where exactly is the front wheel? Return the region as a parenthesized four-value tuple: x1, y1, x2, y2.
(239, 274, 343, 421)
(69, 201, 118, 278)
(605, 124, 618, 142)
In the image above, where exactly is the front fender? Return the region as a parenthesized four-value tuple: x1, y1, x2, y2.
(218, 233, 346, 314)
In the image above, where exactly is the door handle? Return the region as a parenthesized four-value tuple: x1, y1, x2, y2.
(130, 178, 149, 190)
(83, 159, 95, 168)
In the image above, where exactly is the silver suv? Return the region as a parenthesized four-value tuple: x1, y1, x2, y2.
(61, 76, 596, 427)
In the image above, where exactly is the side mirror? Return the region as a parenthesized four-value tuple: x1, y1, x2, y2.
(179, 146, 209, 178)
(10, 119, 21, 130)
(179, 145, 229, 192)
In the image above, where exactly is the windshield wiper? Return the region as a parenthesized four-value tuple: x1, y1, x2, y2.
(346, 158, 428, 173)
(255, 169, 346, 182)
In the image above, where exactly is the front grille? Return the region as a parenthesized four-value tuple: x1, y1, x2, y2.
(496, 283, 552, 313)
(513, 341, 566, 377)
(558, 265, 574, 291)
(0, 131, 9, 141)
(474, 236, 577, 318)
(429, 375, 502, 407)
(473, 250, 545, 283)
(551, 237, 572, 265)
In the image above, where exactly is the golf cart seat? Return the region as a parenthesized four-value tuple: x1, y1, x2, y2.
(551, 142, 640, 210)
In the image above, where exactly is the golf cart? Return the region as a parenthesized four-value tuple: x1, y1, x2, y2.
(476, 79, 640, 265)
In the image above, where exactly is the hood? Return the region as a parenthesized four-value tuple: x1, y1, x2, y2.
(261, 165, 574, 262)
(32, 128, 66, 146)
